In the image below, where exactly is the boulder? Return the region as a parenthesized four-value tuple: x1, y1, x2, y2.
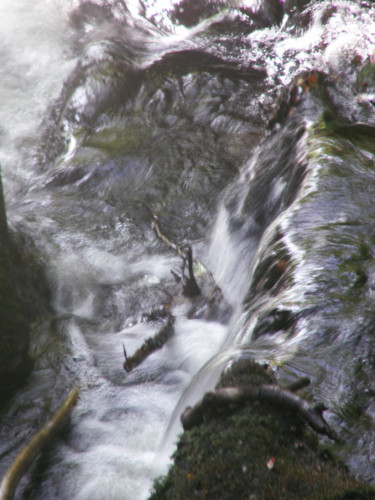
(0, 172, 49, 400)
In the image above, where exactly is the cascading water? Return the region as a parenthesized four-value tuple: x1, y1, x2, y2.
(2, 0, 375, 498)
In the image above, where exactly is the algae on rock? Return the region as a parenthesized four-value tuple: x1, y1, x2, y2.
(150, 360, 375, 500)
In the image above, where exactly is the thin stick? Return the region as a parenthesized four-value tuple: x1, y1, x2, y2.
(151, 214, 216, 287)
(151, 214, 186, 258)
(0, 388, 79, 500)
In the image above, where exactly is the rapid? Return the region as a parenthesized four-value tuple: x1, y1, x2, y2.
(1, 0, 375, 498)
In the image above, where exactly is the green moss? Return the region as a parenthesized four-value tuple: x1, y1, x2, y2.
(357, 63, 375, 90)
(150, 361, 375, 500)
(82, 124, 150, 155)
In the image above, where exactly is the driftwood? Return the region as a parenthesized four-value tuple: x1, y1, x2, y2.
(0, 388, 79, 500)
(180, 380, 338, 441)
(123, 315, 175, 372)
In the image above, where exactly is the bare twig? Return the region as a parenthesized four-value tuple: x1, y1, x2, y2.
(152, 214, 185, 258)
(0, 388, 79, 500)
(151, 214, 213, 280)
(151, 215, 202, 297)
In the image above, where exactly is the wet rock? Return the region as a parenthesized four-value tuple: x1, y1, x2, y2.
(169, 0, 224, 27)
(0, 174, 50, 401)
(252, 308, 297, 340)
(228, 63, 375, 480)
(0, 176, 31, 399)
(69, 0, 117, 31)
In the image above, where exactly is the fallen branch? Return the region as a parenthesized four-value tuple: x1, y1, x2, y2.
(124, 315, 175, 372)
(287, 376, 310, 392)
(180, 381, 337, 441)
(181, 246, 201, 298)
(0, 388, 79, 500)
(151, 214, 205, 297)
(151, 214, 185, 258)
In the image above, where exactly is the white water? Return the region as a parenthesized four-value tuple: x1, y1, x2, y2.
(0, 2, 229, 498)
(3, 1, 375, 497)
(0, 0, 79, 196)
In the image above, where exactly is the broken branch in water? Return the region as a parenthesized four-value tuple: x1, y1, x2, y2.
(180, 380, 337, 441)
(181, 245, 201, 298)
(151, 213, 185, 258)
(151, 214, 204, 297)
(0, 388, 79, 500)
(123, 315, 175, 372)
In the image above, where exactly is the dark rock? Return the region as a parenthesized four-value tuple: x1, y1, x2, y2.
(0, 173, 51, 402)
(169, 0, 224, 27)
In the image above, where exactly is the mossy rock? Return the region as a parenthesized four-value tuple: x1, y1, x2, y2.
(150, 360, 375, 500)
(357, 62, 375, 91)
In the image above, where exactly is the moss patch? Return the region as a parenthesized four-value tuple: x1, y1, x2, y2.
(150, 361, 375, 500)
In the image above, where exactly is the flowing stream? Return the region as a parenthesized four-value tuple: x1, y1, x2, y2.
(1, 1, 375, 498)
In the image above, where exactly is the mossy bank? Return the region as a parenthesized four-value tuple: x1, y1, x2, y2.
(150, 360, 375, 500)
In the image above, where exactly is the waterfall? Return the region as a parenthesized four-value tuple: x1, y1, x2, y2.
(1, 0, 375, 498)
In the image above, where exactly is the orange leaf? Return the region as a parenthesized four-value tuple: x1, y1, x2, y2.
(308, 73, 318, 85)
